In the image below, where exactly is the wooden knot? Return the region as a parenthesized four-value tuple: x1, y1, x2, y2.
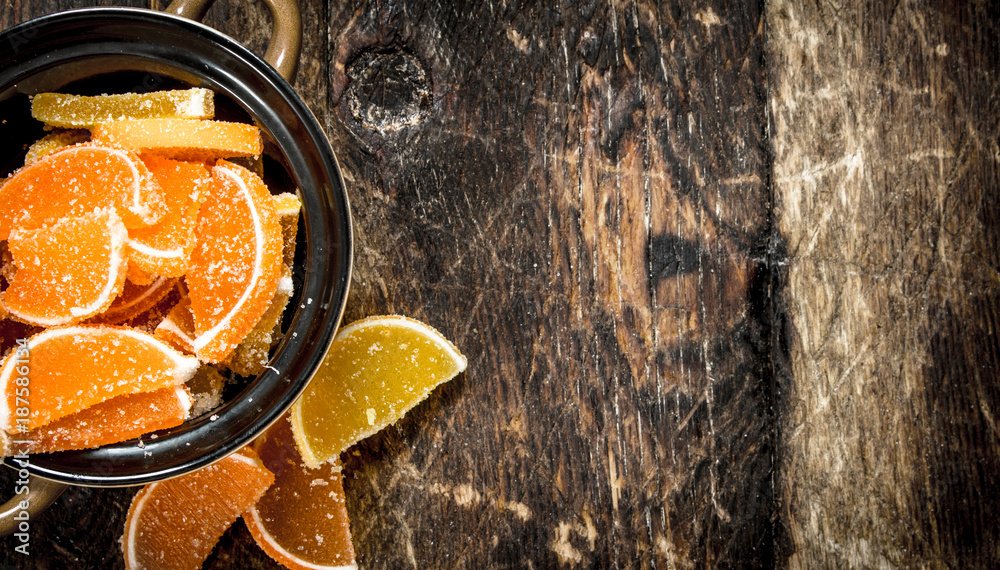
(345, 49, 431, 133)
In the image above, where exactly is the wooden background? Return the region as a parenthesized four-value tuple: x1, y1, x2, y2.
(0, 0, 998, 568)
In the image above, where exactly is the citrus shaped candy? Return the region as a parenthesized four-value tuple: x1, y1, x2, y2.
(89, 276, 179, 326)
(291, 315, 467, 468)
(0, 144, 166, 238)
(245, 416, 357, 570)
(23, 129, 90, 165)
(127, 263, 157, 286)
(2, 209, 128, 327)
(126, 155, 212, 277)
(123, 447, 274, 570)
(92, 118, 262, 161)
(0, 325, 200, 432)
(31, 88, 214, 129)
(154, 294, 196, 355)
(186, 159, 282, 363)
(15, 385, 192, 454)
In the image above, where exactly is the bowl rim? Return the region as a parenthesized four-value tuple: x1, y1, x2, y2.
(0, 6, 353, 486)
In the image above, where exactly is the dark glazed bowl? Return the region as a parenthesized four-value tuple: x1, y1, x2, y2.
(0, 8, 352, 486)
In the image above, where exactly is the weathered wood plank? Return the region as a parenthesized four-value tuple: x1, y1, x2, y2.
(326, 0, 775, 567)
(768, 0, 1000, 566)
(28, 0, 1000, 567)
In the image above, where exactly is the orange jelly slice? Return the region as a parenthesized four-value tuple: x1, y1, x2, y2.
(89, 276, 179, 326)
(127, 155, 212, 277)
(123, 447, 274, 570)
(245, 416, 357, 570)
(13, 385, 192, 454)
(226, 192, 300, 375)
(126, 263, 156, 286)
(154, 294, 196, 354)
(0, 144, 166, 238)
(0, 325, 200, 432)
(92, 118, 262, 161)
(186, 159, 281, 363)
(2, 209, 128, 327)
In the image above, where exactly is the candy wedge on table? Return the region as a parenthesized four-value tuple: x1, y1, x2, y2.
(123, 447, 274, 570)
(31, 88, 214, 129)
(291, 315, 467, 468)
(245, 416, 357, 570)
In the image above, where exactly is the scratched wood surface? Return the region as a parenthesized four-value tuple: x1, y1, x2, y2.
(1, 0, 998, 568)
(768, 0, 1000, 567)
(1, 0, 775, 567)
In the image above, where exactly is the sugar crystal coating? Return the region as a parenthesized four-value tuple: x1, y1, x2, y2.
(186, 160, 282, 363)
(32, 89, 214, 129)
(2, 209, 128, 326)
(8, 385, 192, 454)
(123, 448, 274, 570)
(92, 118, 262, 161)
(0, 144, 167, 238)
(245, 416, 357, 568)
(0, 326, 200, 431)
(127, 155, 212, 277)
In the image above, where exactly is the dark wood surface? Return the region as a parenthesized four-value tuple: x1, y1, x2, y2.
(0, 0, 998, 568)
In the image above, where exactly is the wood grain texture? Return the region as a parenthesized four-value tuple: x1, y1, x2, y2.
(767, 0, 1000, 566)
(1, 0, 777, 568)
(2, 0, 997, 568)
(326, 0, 776, 567)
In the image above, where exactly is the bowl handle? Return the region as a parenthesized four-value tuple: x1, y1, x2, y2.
(0, 473, 66, 538)
(164, 0, 302, 82)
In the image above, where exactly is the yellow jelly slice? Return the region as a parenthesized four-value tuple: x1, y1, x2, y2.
(273, 192, 301, 269)
(92, 118, 262, 161)
(32, 89, 214, 129)
(24, 129, 90, 165)
(290, 315, 467, 468)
